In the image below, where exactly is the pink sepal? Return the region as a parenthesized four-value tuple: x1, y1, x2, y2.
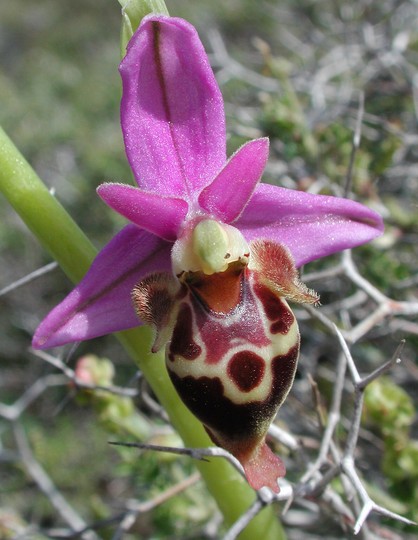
(236, 183, 384, 266)
(32, 225, 171, 348)
(120, 15, 226, 198)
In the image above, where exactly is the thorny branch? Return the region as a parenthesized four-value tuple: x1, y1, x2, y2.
(108, 441, 245, 474)
(13, 423, 99, 540)
(31, 348, 139, 398)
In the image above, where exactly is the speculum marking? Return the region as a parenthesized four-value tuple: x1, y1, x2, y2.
(254, 283, 294, 335)
(169, 303, 202, 360)
(227, 351, 265, 392)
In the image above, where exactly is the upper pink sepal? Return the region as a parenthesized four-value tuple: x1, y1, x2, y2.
(120, 15, 226, 199)
(236, 183, 384, 267)
(198, 138, 269, 223)
(32, 226, 171, 349)
(97, 183, 188, 241)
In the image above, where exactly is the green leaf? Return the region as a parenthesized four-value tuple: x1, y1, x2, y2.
(363, 377, 415, 438)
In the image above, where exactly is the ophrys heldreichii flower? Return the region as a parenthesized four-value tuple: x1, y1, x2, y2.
(33, 15, 383, 492)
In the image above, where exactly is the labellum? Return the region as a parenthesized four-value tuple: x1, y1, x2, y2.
(133, 219, 318, 492)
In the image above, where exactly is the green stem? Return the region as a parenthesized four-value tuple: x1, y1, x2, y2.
(0, 127, 96, 281)
(0, 126, 286, 539)
(117, 0, 169, 56)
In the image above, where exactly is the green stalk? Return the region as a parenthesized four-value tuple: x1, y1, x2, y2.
(0, 127, 96, 282)
(117, 0, 169, 56)
(0, 126, 285, 539)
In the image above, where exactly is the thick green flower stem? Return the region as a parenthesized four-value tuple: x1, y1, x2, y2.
(0, 127, 286, 539)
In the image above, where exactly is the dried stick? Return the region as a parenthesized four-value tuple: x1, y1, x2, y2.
(31, 349, 139, 398)
(0, 261, 58, 296)
(108, 441, 245, 476)
(113, 472, 201, 539)
(13, 423, 99, 540)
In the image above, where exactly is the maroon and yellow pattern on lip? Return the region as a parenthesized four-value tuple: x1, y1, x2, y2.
(132, 238, 318, 492)
(166, 267, 300, 406)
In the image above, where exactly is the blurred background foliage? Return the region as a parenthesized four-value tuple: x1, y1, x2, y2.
(1, 0, 417, 538)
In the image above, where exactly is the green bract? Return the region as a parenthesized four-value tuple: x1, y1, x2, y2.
(118, 0, 169, 51)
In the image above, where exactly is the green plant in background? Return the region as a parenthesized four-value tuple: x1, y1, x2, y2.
(364, 377, 418, 522)
(73, 354, 216, 538)
(257, 36, 403, 197)
(259, 54, 318, 163)
(74, 354, 152, 440)
(0, 509, 47, 540)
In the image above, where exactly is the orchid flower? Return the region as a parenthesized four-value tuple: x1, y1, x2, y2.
(32, 15, 383, 492)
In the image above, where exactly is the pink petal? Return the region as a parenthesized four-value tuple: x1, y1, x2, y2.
(120, 15, 226, 199)
(198, 138, 269, 222)
(32, 226, 171, 349)
(97, 183, 188, 241)
(235, 184, 384, 267)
